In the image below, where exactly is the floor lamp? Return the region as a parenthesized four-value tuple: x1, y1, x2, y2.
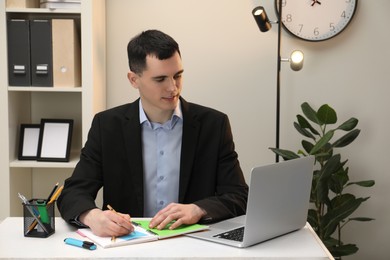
(252, 2, 304, 162)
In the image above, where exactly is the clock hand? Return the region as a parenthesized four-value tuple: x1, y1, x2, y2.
(311, 0, 322, 6)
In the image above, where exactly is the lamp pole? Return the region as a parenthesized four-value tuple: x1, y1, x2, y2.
(275, 0, 283, 163)
(252, 2, 303, 163)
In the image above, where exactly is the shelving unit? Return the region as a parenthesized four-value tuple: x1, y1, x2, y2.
(0, 0, 106, 219)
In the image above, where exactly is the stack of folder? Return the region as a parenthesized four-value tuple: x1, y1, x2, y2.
(7, 18, 81, 87)
(6, 0, 40, 8)
(40, 0, 81, 9)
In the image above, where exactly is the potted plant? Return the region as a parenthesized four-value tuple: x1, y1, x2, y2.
(270, 102, 375, 259)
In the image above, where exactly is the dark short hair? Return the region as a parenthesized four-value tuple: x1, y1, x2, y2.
(127, 30, 181, 74)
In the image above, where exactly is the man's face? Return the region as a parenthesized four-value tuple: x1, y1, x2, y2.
(128, 52, 183, 123)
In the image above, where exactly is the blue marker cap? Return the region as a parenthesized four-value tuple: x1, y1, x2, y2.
(64, 238, 97, 250)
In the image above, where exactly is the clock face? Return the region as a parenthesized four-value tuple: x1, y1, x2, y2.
(275, 0, 358, 42)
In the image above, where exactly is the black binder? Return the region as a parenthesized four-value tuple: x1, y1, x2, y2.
(30, 19, 53, 87)
(7, 19, 31, 86)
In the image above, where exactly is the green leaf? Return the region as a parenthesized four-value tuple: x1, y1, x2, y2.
(329, 168, 349, 194)
(337, 117, 358, 131)
(347, 180, 375, 187)
(314, 143, 333, 162)
(269, 148, 300, 160)
(294, 122, 315, 139)
(301, 102, 322, 125)
(330, 244, 359, 257)
(297, 115, 320, 135)
(297, 149, 308, 156)
(307, 209, 318, 229)
(310, 170, 321, 203)
(331, 193, 355, 209)
(316, 155, 342, 205)
(322, 237, 339, 247)
(317, 104, 337, 125)
(332, 129, 360, 148)
(310, 130, 334, 155)
(349, 217, 375, 222)
(302, 140, 314, 154)
(322, 196, 368, 238)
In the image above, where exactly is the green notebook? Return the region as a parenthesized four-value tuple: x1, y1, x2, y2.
(132, 220, 209, 239)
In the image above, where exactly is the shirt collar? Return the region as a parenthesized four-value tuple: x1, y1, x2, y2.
(139, 99, 183, 129)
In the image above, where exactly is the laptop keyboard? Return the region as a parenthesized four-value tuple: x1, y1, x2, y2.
(213, 227, 244, 242)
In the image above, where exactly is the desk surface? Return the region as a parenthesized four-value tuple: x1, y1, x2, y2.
(0, 217, 333, 259)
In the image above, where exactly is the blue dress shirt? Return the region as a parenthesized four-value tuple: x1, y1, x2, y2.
(139, 100, 183, 217)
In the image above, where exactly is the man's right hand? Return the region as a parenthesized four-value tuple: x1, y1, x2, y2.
(79, 208, 134, 237)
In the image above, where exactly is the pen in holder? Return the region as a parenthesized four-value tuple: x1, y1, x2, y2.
(23, 199, 55, 238)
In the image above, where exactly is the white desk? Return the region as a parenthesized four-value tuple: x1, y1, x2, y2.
(0, 217, 333, 259)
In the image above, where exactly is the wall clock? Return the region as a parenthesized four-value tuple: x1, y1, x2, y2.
(275, 0, 358, 42)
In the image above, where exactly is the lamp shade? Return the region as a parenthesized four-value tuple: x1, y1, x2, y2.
(290, 50, 304, 71)
(252, 6, 271, 32)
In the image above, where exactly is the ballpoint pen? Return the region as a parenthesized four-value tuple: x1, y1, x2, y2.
(18, 193, 39, 216)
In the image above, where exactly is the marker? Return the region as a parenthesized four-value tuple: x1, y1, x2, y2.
(64, 238, 97, 250)
(36, 199, 49, 224)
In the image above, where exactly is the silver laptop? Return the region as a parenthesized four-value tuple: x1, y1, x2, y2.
(187, 156, 314, 248)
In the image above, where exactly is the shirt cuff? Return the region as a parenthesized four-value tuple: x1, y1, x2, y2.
(70, 215, 89, 228)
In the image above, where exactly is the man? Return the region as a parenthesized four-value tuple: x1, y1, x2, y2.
(57, 30, 248, 237)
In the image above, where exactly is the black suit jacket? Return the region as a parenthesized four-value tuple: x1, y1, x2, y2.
(57, 97, 248, 224)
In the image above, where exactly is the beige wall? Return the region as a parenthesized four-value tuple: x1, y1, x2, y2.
(105, 1, 388, 259)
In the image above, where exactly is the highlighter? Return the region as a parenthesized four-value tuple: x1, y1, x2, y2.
(36, 199, 50, 224)
(64, 238, 97, 250)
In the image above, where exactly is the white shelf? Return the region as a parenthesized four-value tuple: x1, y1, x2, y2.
(0, 0, 106, 218)
(10, 152, 80, 168)
(8, 86, 82, 92)
(6, 8, 80, 14)
(9, 159, 78, 169)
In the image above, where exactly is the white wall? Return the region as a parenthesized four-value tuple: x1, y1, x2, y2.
(106, 1, 390, 259)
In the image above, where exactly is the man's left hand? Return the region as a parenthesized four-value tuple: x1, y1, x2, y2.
(149, 203, 206, 230)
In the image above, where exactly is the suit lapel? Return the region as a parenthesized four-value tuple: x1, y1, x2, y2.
(122, 100, 144, 214)
(179, 98, 200, 202)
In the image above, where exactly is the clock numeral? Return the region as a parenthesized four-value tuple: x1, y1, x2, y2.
(286, 14, 292, 23)
(276, 0, 287, 10)
(346, 0, 351, 3)
(298, 24, 303, 33)
(314, 27, 319, 36)
(341, 11, 346, 19)
(330, 23, 335, 31)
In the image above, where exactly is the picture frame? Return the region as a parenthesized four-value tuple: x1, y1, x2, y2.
(37, 119, 73, 162)
(18, 124, 41, 160)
